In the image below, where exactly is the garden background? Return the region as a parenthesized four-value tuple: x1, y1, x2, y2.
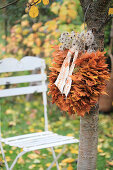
(0, 0, 113, 169)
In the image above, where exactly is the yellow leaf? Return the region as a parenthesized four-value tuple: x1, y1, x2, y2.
(35, 38, 41, 46)
(108, 8, 113, 15)
(105, 152, 111, 158)
(54, 149, 62, 153)
(62, 158, 75, 164)
(107, 160, 113, 166)
(99, 152, 106, 156)
(51, 2, 60, 15)
(21, 20, 29, 27)
(67, 133, 74, 137)
(32, 23, 42, 31)
(25, 7, 29, 13)
(6, 156, 11, 162)
(43, 0, 49, 5)
(46, 163, 56, 167)
(70, 148, 78, 154)
(12, 146, 16, 150)
(67, 9, 77, 19)
(22, 29, 30, 36)
(29, 6, 39, 18)
(29, 164, 36, 169)
(32, 47, 40, 55)
(18, 157, 25, 164)
(9, 150, 13, 154)
(67, 165, 73, 170)
(5, 109, 14, 115)
(28, 153, 39, 159)
(45, 20, 57, 31)
(98, 147, 103, 153)
(29, 128, 35, 133)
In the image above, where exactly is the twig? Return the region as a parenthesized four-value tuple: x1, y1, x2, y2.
(0, 0, 19, 10)
(30, 0, 40, 6)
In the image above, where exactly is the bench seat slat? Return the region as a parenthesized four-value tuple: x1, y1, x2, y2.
(0, 85, 47, 98)
(0, 74, 46, 85)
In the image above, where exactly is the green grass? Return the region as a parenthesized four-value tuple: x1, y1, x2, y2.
(0, 95, 113, 170)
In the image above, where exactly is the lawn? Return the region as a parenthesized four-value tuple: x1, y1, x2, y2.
(0, 95, 113, 170)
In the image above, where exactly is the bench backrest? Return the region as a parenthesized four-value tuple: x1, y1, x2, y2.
(0, 56, 48, 131)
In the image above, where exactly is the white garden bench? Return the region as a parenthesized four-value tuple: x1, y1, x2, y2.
(0, 57, 79, 170)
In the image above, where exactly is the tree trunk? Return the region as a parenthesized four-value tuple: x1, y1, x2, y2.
(77, 0, 112, 169)
(77, 104, 99, 170)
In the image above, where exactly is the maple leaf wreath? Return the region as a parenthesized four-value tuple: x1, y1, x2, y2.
(48, 31, 110, 117)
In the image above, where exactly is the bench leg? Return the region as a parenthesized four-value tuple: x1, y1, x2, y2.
(47, 146, 66, 170)
(9, 151, 26, 170)
(0, 141, 9, 170)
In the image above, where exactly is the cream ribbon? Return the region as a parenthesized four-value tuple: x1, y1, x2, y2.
(54, 48, 78, 97)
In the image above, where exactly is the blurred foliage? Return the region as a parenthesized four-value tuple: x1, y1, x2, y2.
(0, 0, 112, 66)
(0, 0, 84, 66)
(0, 0, 27, 28)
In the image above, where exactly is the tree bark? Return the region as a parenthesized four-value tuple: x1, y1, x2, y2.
(77, 104, 99, 170)
(77, 0, 112, 169)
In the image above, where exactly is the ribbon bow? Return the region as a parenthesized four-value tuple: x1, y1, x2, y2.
(55, 30, 96, 97)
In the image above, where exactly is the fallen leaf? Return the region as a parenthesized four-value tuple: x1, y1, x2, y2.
(67, 134, 74, 137)
(18, 157, 25, 164)
(29, 164, 36, 169)
(34, 150, 40, 154)
(70, 148, 78, 154)
(6, 156, 11, 162)
(9, 150, 13, 154)
(27, 153, 39, 159)
(33, 159, 40, 164)
(46, 163, 56, 167)
(107, 160, 113, 166)
(62, 158, 75, 164)
(55, 149, 62, 153)
(99, 153, 106, 156)
(8, 121, 16, 127)
(67, 164, 73, 170)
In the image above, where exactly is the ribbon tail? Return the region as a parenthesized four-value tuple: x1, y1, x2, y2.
(63, 50, 78, 97)
(54, 50, 73, 93)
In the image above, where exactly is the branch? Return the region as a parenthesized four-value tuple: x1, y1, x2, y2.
(0, 0, 19, 10)
(30, 0, 40, 6)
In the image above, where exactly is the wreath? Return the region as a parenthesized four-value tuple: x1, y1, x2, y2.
(48, 31, 109, 116)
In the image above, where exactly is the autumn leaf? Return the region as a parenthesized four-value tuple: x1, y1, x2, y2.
(62, 158, 75, 164)
(107, 160, 113, 166)
(42, 0, 49, 5)
(28, 153, 39, 159)
(29, 6, 39, 18)
(46, 162, 56, 167)
(67, 164, 74, 170)
(6, 156, 11, 162)
(18, 157, 25, 164)
(29, 164, 36, 169)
